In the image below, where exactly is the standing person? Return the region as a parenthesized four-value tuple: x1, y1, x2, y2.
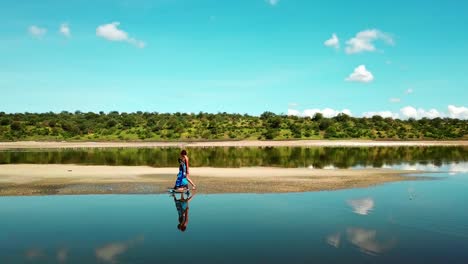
(174, 149, 196, 191)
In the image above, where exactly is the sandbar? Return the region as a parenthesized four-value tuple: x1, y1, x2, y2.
(0, 164, 425, 196)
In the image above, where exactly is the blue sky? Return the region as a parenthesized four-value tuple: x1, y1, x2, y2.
(1, 0, 467, 118)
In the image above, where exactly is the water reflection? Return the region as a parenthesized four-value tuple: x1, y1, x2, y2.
(346, 227, 396, 256)
(25, 248, 44, 260)
(326, 228, 396, 256)
(95, 236, 144, 263)
(172, 192, 196, 232)
(347, 197, 375, 215)
(56, 247, 68, 263)
(23, 246, 69, 262)
(326, 232, 341, 248)
(394, 162, 468, 174)
(0, 146, 466, 168)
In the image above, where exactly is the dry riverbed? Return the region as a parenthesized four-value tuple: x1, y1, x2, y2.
(0, 164, 425, 196)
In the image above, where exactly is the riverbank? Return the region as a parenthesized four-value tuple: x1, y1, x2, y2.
(0, 140, 467, 149)
(0, 164, 425, 196)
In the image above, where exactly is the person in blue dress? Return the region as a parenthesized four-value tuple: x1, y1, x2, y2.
(174, 149, 196, 192)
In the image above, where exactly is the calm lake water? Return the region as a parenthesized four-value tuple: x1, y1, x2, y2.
(1, 147, 467, 263)
(0, 146, 466, 168)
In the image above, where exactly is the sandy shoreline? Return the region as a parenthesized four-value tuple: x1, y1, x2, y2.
(0, 164, 424, 196)
(0, 140, 466, 149)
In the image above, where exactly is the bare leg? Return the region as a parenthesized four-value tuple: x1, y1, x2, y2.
(174, 187, 187, 192)
(186, 176, 197, 189)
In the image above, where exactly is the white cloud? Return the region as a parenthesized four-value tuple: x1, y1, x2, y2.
(400, 106, 419, 119)
(346, 65, 374, 83)
(28, 25, 47, 38)
(289, 108, 352, 118)
(448, 105, 468, 119)
(405, 88, 413, 94)
(389, 98, 401, 103)
(363, 111, 399, 119)
(266, 0, 279, 6)
(345, 29, 394, 54)
(324, 33, 339, 49)
(59, 23, 71, 37)
(290, 105, 467, 120)
(128, 38, 146, 48)
(288, 102, 299, 108)
(96, 22, 146, 48)
(400, 106, 441, 119)
(287, 109, 301, 116)
(97, 22, 128, 41)
(347, 197, 374, 215)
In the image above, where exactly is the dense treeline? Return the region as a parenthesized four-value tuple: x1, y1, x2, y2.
(0, 111, 466, 141)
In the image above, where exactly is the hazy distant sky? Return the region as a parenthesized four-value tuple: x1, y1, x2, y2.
(1, 0, 467, 118)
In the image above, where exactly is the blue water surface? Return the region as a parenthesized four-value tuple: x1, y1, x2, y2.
(1, 168, 468, 263)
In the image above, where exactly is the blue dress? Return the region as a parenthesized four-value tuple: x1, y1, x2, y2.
(174, 158, 189, 188)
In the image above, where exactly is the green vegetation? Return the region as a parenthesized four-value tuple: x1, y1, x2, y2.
(0, 111, 466, 141)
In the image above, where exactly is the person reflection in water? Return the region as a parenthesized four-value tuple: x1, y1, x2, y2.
(172, 192, 195, 232)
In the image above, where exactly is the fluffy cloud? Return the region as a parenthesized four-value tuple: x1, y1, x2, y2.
(363, 111, 399, 119)
(289, 105, 467, 120)
(59, 23, 70, 37)
(287, 109, 301, 116)
(324, 33, 339, 49)
(289, 108, 352, 118)
(346, 65, 374, 83)
(363, 105, 468, 120)
(448, 105, 468, 119)
(266, 0, 279, 6)
(96, 22, 146, 48)
(400, 106, 441, 119)
(345, 29, 394, 54)
(28, 25, 47, 38)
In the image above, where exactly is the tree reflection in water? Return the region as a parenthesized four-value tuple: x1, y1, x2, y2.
(0, 146, 466, 168)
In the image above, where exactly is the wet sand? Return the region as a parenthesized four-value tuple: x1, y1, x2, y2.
(0, 140, 466, 149)
(0, 164, 425, 196)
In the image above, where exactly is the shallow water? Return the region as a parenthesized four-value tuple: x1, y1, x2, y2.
(1, 169, 468, 263)
(1, 147, 467, 263)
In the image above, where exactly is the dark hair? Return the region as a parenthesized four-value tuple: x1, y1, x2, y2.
(177, 224, 187, 232)
(181, 150, 187, 156)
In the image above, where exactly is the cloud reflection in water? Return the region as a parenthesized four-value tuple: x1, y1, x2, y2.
(95, 236, 144, 263)
(347, 197, 374, 215)
(346, 227, 396, 256)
